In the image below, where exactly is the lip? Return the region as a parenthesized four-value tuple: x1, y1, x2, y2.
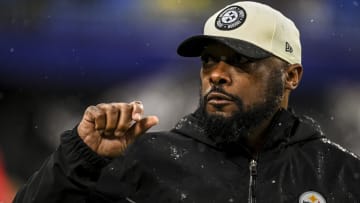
(207, 92, 233, 105)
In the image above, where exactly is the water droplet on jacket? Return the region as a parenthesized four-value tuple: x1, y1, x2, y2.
(330, 116, 334, 121)
(200, 164, 205, 169)
(170, 145, 181, 160)
(353, 1, 359, 7)
(125, 197, 136, 203)
(148, 136, 157, 144)
(271, 180, 276, 184)
(278, 122, 282, 126)
(228, 197, 234, 202)
(310, 19, 315, 23)
(9, 48, 15, 53)
(180, 193, 187, 200)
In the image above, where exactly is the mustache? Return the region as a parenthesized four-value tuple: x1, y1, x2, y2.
(203, 86, 241, 102)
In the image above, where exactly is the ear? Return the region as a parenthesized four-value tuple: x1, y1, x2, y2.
(284, 64, 303, 90)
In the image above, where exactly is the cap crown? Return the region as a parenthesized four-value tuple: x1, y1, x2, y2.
(204, 1, 301, 64)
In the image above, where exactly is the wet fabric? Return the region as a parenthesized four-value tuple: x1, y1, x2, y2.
(14, 109, 360, 202)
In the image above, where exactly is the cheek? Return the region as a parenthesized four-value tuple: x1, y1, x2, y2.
(233, 76, 266, 106)
(200, 72, 211, 95)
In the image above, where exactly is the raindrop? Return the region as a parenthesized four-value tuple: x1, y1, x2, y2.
(125, 197, 136, 203)
(175, 117, 188, 129)
(271, 180, 276, 184)
(228, 198, 234, 202)
(330, 116, 334, 121)
(180, 193, 187, 200)
(170, 145, 181, 160)
(34, 125, 38, 129)
(200, 164, 205, 169)
(109, 167, 115, 171)
(310, 19, 315, 23)
(348, 48, 352, 52)
(278, 122, 282, 126)
(145, 42, 150, 47)
(353, 1, 359, 7)
(9, 48, 15, 53)
(148, 136, 157, 144)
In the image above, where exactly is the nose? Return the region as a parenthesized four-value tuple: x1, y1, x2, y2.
(209, 61, 232, 86)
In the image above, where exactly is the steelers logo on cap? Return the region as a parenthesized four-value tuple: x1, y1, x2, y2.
(215, 6, 246, 30)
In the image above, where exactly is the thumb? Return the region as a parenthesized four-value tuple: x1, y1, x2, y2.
(127, 115, 159, 139)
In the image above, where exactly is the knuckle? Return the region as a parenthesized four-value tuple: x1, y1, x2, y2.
(121, 103, 133, 111)
(85, 105, 103, 117)
(85, 105, 97, 112)
(96, 103, 107, 108)
(107, 104, 119, 114)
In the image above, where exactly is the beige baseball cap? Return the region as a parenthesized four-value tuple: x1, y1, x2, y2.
(177, 1, 302, 65)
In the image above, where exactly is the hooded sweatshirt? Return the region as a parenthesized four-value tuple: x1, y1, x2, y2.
(14, 109, 360, 203)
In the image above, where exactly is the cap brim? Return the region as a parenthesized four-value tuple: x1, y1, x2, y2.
(177, 35, 272, 59)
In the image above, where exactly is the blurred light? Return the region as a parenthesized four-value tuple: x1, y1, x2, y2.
(327, 83, 360, 155)
(145, 0, 212, 16)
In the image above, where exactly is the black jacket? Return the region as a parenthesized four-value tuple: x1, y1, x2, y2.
(14, 109, 360, 202)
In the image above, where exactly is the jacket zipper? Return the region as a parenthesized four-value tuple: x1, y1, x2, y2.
(248, 158, 258, 203)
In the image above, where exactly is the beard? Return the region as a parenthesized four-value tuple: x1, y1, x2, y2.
(194, 68, 284, 147)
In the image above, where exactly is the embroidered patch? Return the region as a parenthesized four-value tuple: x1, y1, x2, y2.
(215, 6, 246, 30)
(299, 191, 326, 203)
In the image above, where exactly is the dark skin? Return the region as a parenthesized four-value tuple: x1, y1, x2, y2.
(77, 43, 303, 157)
(200, 43, 303, 151)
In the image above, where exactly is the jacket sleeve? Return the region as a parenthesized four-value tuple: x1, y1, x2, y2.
(13, 127, 111, 202)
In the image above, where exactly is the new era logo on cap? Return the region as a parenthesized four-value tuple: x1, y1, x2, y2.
(177, 1, 302, 65)
(286, 42, 293, 53)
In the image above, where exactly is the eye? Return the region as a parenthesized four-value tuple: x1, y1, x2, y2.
(201, 54, 218, 68)
(226, 54, 252, 67)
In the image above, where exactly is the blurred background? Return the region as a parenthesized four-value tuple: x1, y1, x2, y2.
(0, 0, 359, 200)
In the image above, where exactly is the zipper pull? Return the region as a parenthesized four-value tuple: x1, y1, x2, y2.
(248, 159, 257, 203)
(249, 159, 257, 176)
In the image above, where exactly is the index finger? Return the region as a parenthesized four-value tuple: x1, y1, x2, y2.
(130, 101, 144, 121)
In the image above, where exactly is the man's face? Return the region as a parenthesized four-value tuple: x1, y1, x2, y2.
(198, 43, 286, 144)
(200, 43, 285, 118)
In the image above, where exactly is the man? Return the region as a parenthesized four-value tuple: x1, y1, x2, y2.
(14, 1, 360, 203)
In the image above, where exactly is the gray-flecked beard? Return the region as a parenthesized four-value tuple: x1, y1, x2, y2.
(195, 69, 284, 147)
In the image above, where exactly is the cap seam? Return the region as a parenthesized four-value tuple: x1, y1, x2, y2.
(270, 11, 277, 54)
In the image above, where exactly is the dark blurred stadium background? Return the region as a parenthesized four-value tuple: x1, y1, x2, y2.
(0, 0, 359, 198)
